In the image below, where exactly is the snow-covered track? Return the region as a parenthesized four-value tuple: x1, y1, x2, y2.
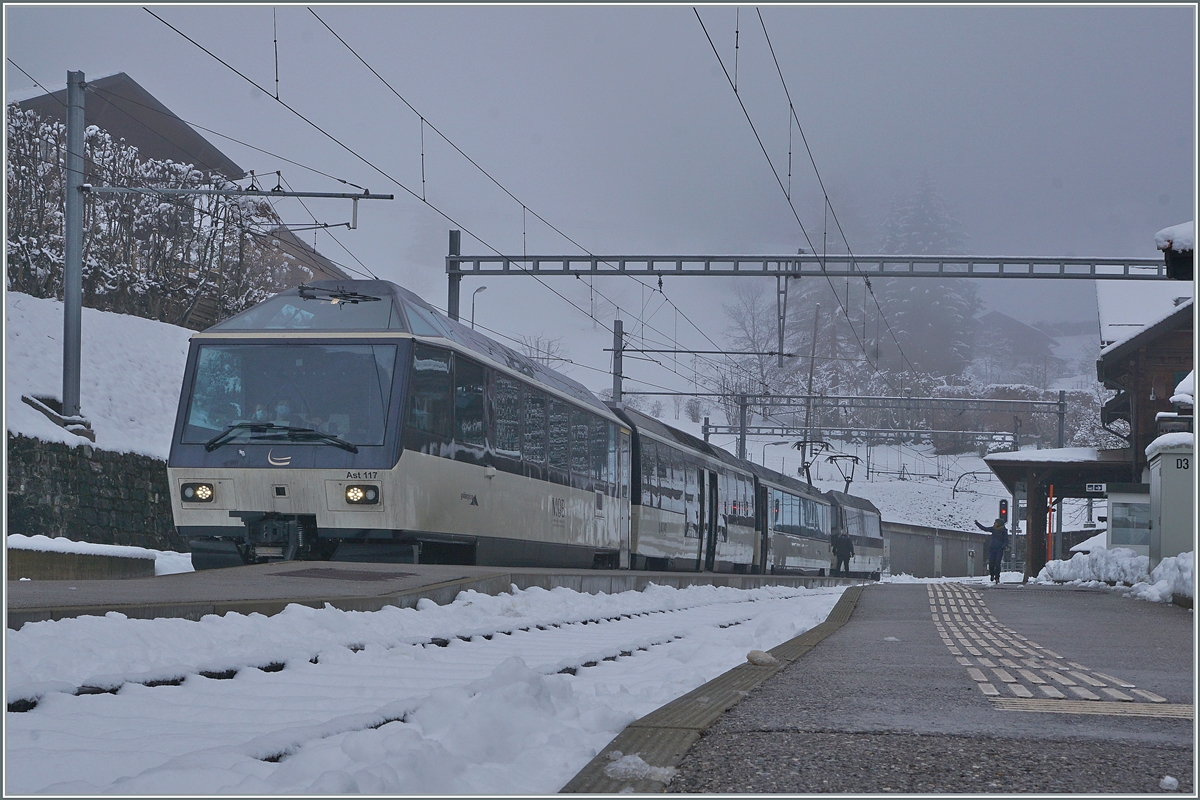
(5, 583, 845, 794)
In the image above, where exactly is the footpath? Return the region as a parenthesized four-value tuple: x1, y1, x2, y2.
(567, 581, 1194, 794)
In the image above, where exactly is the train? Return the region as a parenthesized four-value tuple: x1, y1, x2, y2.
(167, 279, 883, 576)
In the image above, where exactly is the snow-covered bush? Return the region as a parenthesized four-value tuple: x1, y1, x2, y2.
(6, 106, 309, 329)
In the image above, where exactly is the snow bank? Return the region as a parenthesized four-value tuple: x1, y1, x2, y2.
(1036, 545, 1149, 586)
(7, 534, 193, 576)
(1127, 552, 1195, 604)
(1171, 370, 1193, 408)
(1155, 220, 1194, 252)
(1145, 431, 1193, 461)
(5, 292, 192, 459)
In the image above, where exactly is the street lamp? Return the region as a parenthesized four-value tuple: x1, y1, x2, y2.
(762, 440, 790, 465)
(471, 285, 487, 329)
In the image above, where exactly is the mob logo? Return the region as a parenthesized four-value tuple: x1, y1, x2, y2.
(267, 450, 292, 466)
(551, 497, 567, 519)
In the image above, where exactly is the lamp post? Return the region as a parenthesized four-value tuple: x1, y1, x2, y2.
(471, 285, 487, 329)
(762, 440, 789, 466)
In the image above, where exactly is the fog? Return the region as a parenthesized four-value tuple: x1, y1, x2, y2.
(5, 5, 1194, 393)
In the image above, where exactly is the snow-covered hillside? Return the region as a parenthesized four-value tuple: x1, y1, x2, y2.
(5, 292, 192, 459)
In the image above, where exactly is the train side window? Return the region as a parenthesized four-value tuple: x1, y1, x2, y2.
(454, 356, 487, 447)
(494, 375, 522, 458)
(548, 400, 570, 471)
(569, 408, 590, 483)
(405, 344, 452, 443)
(640, 439, 658, 508)
(589, 415, 608, 486)
(662, 447, 684, 514)
(523, 390, 547, 463)
(606, 423, 618, 496)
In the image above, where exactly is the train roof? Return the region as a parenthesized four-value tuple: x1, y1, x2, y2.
(608, 404, 752, 474)
(206, 280, 611, 416)
(824, 490, 882, 516)
(743, 461, 830, 503)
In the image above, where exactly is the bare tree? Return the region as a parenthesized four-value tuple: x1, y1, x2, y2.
(516, 334, 571, 372)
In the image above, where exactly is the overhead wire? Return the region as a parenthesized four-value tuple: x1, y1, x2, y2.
(753, 8, 920, 381)
(693, 8, 912, 392)
(305, 8, 741, 371)
(143, 7, 610, 335)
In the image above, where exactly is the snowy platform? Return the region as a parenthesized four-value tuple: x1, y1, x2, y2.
(6, 560, 855, 630)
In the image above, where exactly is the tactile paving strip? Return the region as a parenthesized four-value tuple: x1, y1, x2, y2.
(560, 585, 864, 793)
(927, 584, 1187, 717)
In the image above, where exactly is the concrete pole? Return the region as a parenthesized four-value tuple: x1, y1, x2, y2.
(62, 70, 85, 418)
(703, 416, 710, 443)
(447, 229, 461, 321)
(611, 319, 623, 403)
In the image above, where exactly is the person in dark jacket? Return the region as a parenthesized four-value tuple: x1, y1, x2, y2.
(832, 531, 854, 575)
(975, 518, 1008, 583)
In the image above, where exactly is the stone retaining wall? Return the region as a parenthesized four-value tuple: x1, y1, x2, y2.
(6, 433, 187, 552)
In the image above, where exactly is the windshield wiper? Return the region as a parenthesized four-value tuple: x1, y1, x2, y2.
(297, 284, 381, 304)
(203, 422, 359, 453)
(205, 422, 275, 452)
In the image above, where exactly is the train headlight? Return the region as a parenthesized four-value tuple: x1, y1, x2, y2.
(181, 482, 215, 503)
(345, 485, 379, 505)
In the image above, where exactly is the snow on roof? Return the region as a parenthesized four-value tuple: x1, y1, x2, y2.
(1070, 530, 1108, 553)
(1096, 281, 1193, 348)
(1145, 431, 1193, 461)
(1099, 296, 1193, 357)
(1155, 220, 1194, 252)
(985, 446, 1101, 464)
(1171, 370, 1194, 408)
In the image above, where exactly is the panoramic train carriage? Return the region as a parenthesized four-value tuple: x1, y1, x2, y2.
(168, 280, 631, 570)
(825, 490, 885, 577)
(609, 405, 757, 573)
(745, 463, 834, 575)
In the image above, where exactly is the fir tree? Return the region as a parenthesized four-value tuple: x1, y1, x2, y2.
(875, 172, 979, 378)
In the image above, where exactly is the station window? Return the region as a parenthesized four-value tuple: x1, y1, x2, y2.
(494, 376, 521, 458)
(523, 390, 547, 463)
(1110, 502, 1150, 547)
(454, 357, 487, 447)
(548, 400, 570, 471)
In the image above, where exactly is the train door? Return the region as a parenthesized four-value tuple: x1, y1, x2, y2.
(755, 484, 769, 574)
(618, 431, 631, 569)
(703, 469, 719, 572)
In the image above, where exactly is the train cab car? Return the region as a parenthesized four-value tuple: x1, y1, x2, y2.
(169, 280, 631, 569)
(608, 405, 757, 573)
(825, 490, 885, 577)
(745, 463, 834, 575)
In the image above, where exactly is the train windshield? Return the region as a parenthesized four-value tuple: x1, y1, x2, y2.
(181, 343, 398, 447)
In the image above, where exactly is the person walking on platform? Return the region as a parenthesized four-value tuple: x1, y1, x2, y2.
(975, 518, 1008, 584)
(832, 531, 854, 576)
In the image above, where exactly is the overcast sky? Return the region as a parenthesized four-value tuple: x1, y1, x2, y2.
(5, 5, 1195, 396)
